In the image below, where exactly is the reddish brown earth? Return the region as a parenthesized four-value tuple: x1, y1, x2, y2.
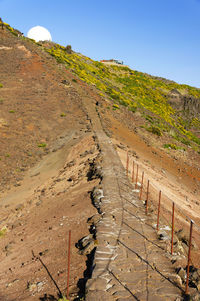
(98, 107, 200, 267)
(0, 27, 200, 300)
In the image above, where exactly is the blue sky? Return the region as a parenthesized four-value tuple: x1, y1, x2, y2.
(0, 0, 200, 88)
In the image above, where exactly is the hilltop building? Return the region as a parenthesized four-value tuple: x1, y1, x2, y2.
(100, 59, 124, 65)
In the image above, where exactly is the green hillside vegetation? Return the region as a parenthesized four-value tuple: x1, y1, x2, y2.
(45, 44, 200, 152)
(5, 22, 200, 153)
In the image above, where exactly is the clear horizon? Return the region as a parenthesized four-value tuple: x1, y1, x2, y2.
(0, 0, 200, 88)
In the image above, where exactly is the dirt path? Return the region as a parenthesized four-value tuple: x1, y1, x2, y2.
(81, 97, 184, 300)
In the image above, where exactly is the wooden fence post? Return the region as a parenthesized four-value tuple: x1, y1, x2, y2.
(157, 191, 161, 231)
(67, 230, 71, 299)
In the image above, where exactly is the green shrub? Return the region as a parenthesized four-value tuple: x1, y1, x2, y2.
(0, 83, 3, 88)
(164, 143, 177, 150)
(60, 113, 66, 117)
(58, 297, 69, 301)
(43, 41, 200, 149)
(0, 227, 7, 238)
(145, 115, 153, 123)
(147, 126, 162, 136)
(113, 104, 120, 110)
(37, 143, 47, 148)
(180, 138, 191, 146)
(163, 143, 185, 151)
(9, 110, 15, 113)
(65, 45, 72, 54)
(129, 106, 137, 113)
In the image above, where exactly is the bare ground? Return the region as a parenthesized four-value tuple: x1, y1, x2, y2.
(0, 27, 200, 300)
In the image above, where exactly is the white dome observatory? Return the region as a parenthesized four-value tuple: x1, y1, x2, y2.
(27, 26, 52, 42)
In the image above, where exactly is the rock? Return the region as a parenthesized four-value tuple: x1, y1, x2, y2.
(36, 200, 42, 206)
(61, 79, 70, 85)
(67, 176, 76, 182)
(79, 240, 98, 255)
(92, 187, 104, 211)
(6, 279, 19, 288)
(27, 281, 37, 291)
(191, 292, 200, 301)
(175, 241, 185, 255)
(197, 280, 200, 291)
(157, 230, 169, 241)
(36, 281, 44, 292)
(87, 214, 102, 225)
(11, 221, 22, 229)
(171, 274, 182, 286)
(76, 234, 94, 250)
(193, 269, 200, 282)
(5, 241, 14, 252)
(39, 249, 49, 256)
(176, 228, 189, 246)
(15, 204, 24, 211)
(66, 160, 75, 168)
(80, 150, 89, 158)
(161, 169, 166, 174)
(93, 187, 104, 199)
(192, 240, 198, 250)
(41, 188, 46, 195)
(116, 144, 126, 150)
(177, 267, 186, 282)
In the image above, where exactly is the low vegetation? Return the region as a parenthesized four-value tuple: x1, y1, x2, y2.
(4, 21, 200, 153)
(163, 143, 185, 151)
(42, 43, 200, 153)
(37, 143, 47, 148)
(0, 227, 7, 238)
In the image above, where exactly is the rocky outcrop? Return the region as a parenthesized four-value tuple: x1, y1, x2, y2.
(168, 89, 200, 117)
(183, 96, 200, 116)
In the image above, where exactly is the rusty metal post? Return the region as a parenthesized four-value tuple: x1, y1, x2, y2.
(126, 151, 129, 177)
(135, 164, 139, 189)
(67, 230, 71, 299)
(139, 171, 144, 200)
(157, 191, 161, 231)
(171, 202, 175, 255)
(185, 220, 194, 295)
(146, 180, 149, 215)
(132, 161, 135, 183)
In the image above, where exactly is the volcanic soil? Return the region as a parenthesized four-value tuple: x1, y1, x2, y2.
(0, 27, 200, 300)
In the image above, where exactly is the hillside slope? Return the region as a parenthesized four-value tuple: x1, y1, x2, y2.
(0, 22, 200, 300)
(1, 21, 200, 191)
(46, 42, 200, 153)
(0, 26, 88, 191)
